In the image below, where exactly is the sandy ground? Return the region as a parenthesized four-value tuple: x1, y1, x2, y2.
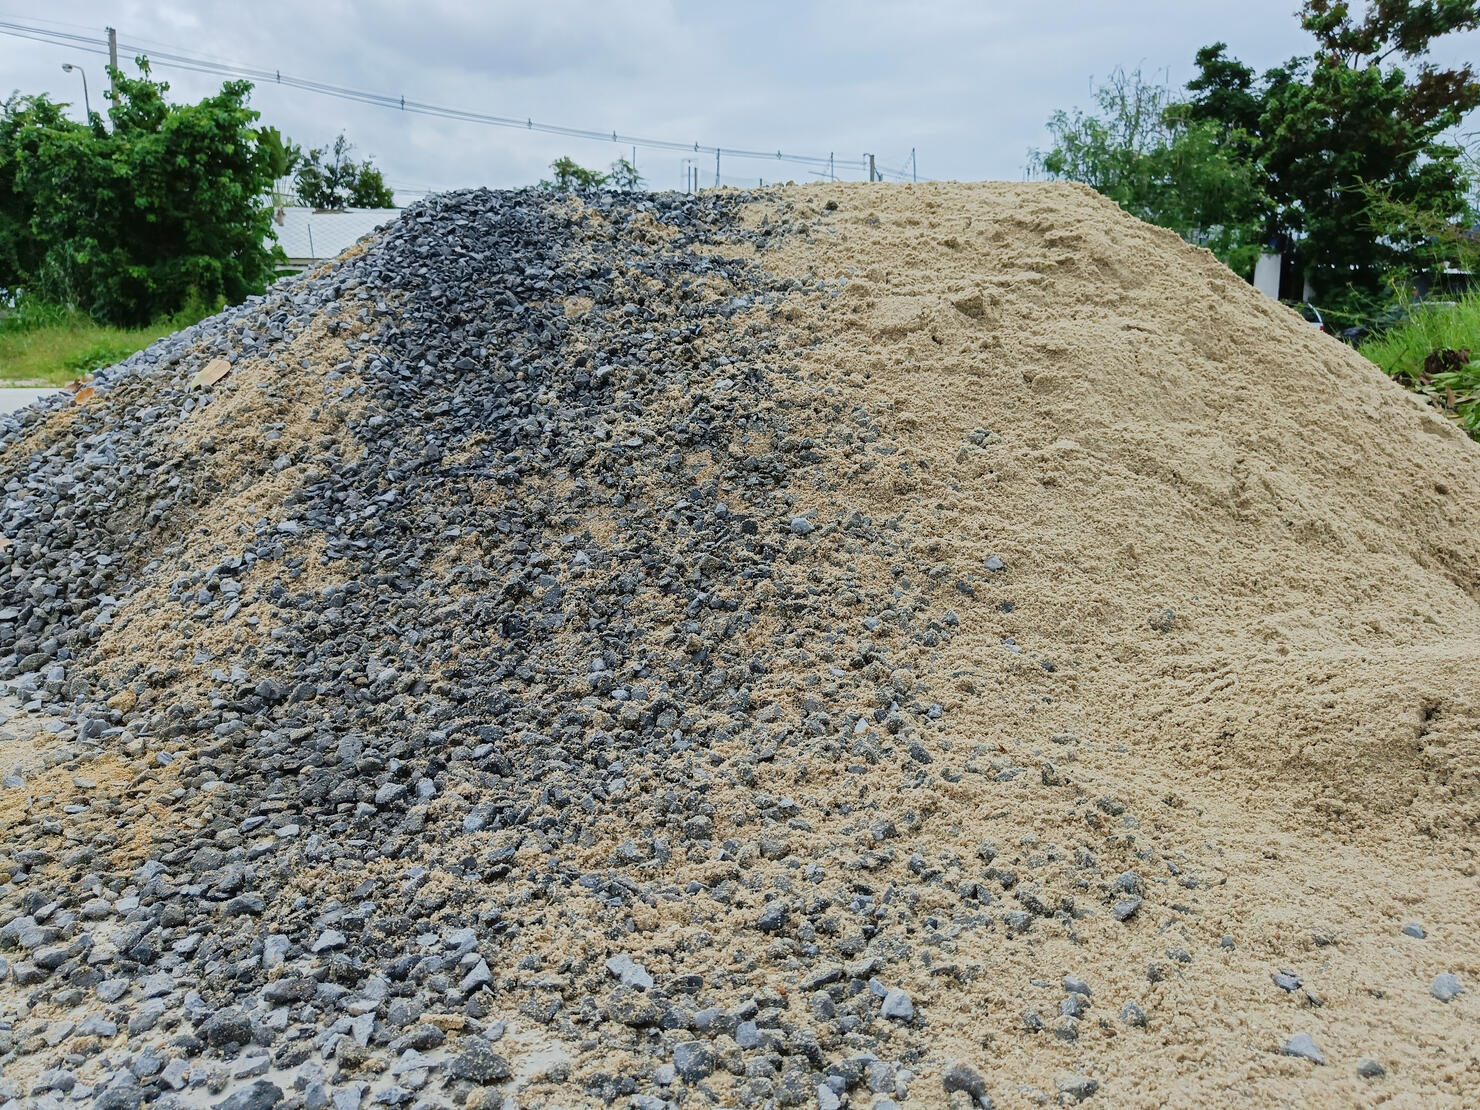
(731, 181, 1480, 1107)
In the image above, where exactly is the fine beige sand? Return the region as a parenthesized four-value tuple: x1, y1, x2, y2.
(726, 181, 1480, 1107)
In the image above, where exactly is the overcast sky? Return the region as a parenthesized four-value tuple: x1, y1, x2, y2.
(5, 1, 1480, 199)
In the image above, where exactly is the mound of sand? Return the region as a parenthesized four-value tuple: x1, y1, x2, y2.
(0, 182, 1476, 1109)
(753, 182, 1480, 1106)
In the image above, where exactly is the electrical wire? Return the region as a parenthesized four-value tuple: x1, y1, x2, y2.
(0, 19, 898, 176)
(0, 22, 107, 57)
(0, 11, 98, 31)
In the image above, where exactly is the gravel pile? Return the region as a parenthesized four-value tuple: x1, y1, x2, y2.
(2, 182, 1479, 1110)
(0, 189, 997, 1109)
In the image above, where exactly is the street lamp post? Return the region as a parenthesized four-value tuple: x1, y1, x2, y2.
(61, 63, 90, 121)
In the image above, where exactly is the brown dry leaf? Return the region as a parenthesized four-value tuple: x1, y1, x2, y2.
(190, 358, 232, 389)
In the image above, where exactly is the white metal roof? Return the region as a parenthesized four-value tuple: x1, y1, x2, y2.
(268, 206, 403, 263)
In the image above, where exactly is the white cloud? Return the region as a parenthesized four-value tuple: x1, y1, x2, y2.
(6, 0, 1479, 195)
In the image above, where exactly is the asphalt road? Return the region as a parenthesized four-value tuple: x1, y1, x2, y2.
(0, 388, 57, 415)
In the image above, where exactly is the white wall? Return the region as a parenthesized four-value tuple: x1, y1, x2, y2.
(1253, 252, 1281, 300)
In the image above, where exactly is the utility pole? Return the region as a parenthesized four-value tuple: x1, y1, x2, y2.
(829, 152, 834, 181)
(866, 153, 876, 182)
(714, 149, 720, 188)
(106, 26, 117, 101)
(911, 148, 917, 183)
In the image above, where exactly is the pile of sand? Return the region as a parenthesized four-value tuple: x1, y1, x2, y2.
(749, 182, 1480, 1105)
(0, 182, 1476, 1110)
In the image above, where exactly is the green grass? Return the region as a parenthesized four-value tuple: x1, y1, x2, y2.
(0, 319, 175, 385)
(1360, 292, 1480, 439)
(0, 299, 193, 385)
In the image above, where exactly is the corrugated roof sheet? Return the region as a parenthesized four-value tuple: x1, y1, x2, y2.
(269, 207, 403, 262)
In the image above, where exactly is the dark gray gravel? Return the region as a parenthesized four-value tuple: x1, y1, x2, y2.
(0, 183, 1393, 1107)
(0, 187, 1008, 1108)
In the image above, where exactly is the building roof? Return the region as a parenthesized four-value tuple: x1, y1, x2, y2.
(269, 206, 403, 263)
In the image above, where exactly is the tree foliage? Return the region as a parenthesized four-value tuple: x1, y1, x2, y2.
(543, 156, 609, 190)
(1029, 68, 1268, 275)
(292, 133, 395, 209)
(258, 125, 301, 181)
(1197, 2, 1480, 307)
(542, 155, 645, 191)
(0, 61, 277, 326)
(1034, 3, 1480, 305)
(608, 157, 643, 191)
(1186, 43, 1264, 142)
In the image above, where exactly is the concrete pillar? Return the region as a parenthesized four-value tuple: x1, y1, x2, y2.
(1253, 253, 1281, 299)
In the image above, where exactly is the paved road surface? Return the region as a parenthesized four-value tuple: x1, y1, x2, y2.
(0, 388, 58, 415)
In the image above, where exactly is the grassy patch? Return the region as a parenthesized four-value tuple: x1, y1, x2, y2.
(0, 294, 220, 386)
(1360, 293, 1480, 439)
(0, 313, 174, 386)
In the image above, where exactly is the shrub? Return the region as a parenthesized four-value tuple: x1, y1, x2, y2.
(0, 62, 277, 327)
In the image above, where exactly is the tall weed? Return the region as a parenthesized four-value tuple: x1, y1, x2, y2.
(1361, 292, 1480, 438)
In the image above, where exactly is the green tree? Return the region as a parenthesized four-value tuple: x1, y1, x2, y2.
(1189, 2, 1480, 307)
(258, 125, 302, 180)
(1029, 68, 1268, 275)
(608, 157, 643, 191)
(348, 165, 394, 208)
(1185, 43, 1263, 141)
(0, 93, 72, 291)
(0, 60, 278, 326)
(293, 133, 395, 209)
(542, 156, 608, 190)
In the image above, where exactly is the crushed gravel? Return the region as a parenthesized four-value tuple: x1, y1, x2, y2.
(1, 182, 1478, 1110)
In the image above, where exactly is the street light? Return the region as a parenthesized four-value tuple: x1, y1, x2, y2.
(61, 63, 90, 121)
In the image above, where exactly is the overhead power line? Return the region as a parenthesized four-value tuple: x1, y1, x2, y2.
(0, 19, 922, 181)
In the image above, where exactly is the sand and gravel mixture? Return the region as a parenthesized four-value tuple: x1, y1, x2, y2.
(0, 182, 1477, 1110)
